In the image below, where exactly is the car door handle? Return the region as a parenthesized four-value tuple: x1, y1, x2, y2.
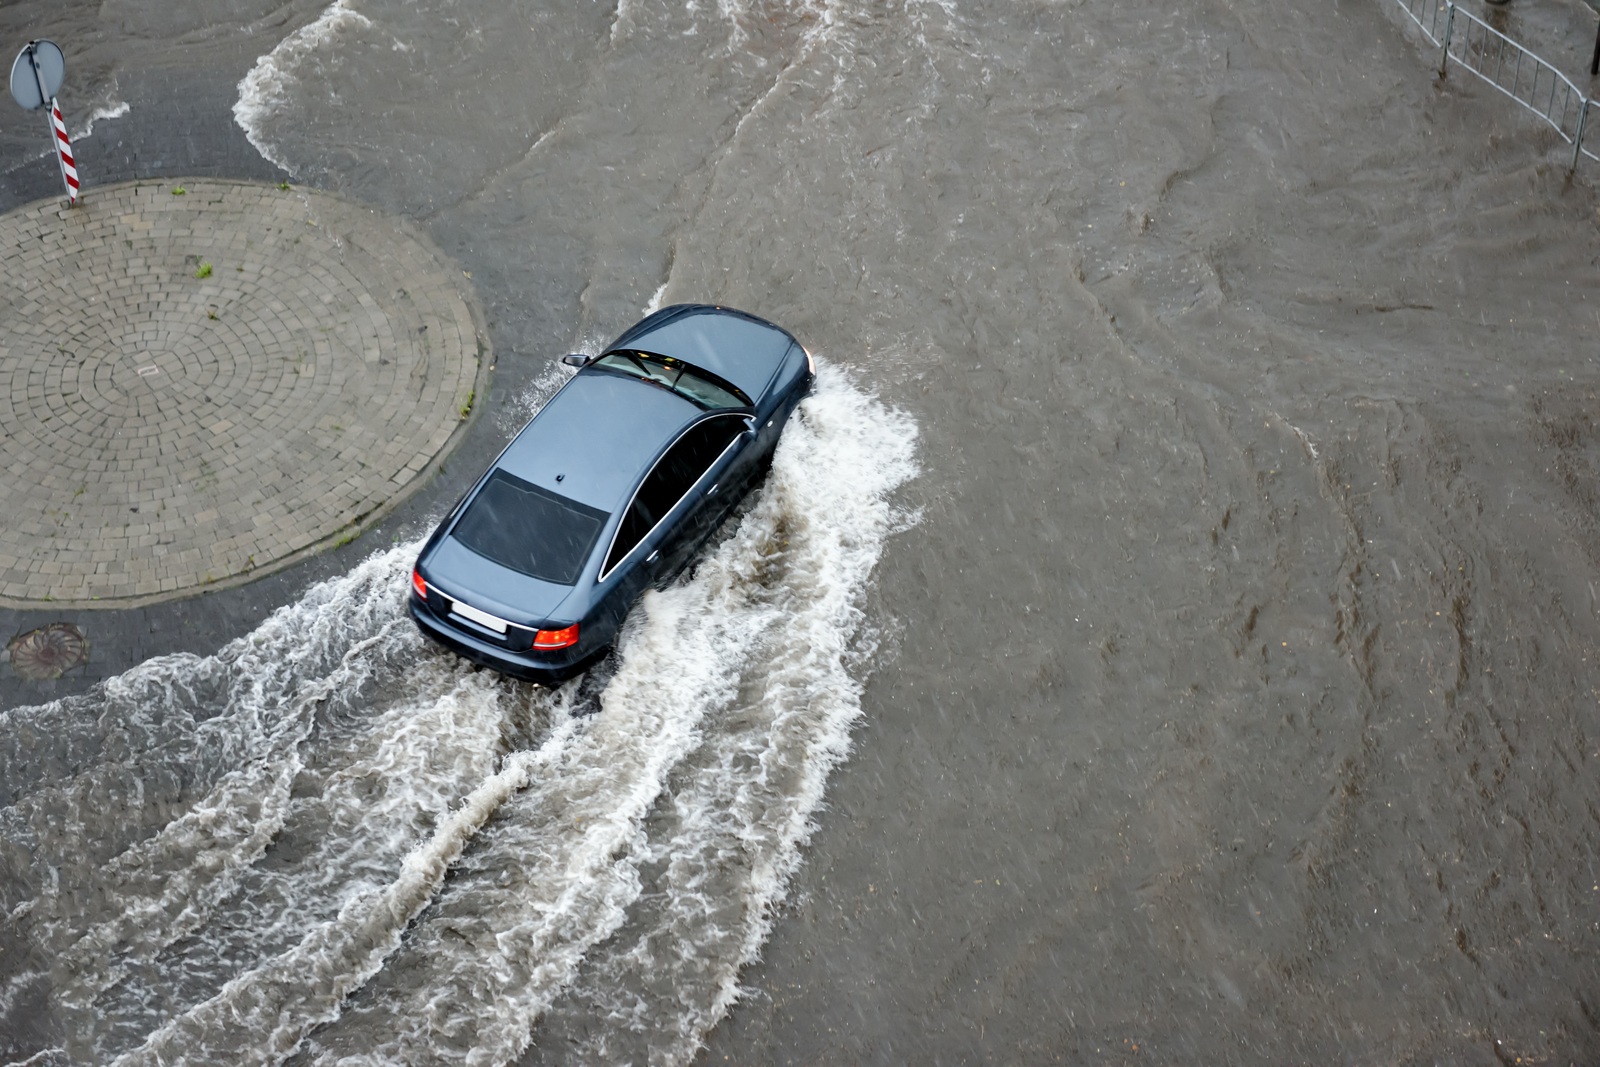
(707, 483, 720, 497)
(647, 549, 660, 563)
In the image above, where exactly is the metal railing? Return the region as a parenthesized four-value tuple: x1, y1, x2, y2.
(1394, 0, 1455, 43)
(1387, 0, 1597, 169)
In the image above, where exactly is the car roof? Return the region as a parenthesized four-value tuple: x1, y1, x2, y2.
(606, 304, 795, 401)
(494, 370, 700, 513)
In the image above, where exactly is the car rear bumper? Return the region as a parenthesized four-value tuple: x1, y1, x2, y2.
(408, 597, 597, 685)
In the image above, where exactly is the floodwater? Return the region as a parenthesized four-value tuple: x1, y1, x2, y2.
(4, 0, 1600, 1063)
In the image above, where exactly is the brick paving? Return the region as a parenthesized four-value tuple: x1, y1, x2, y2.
(0, 179, 487, 607)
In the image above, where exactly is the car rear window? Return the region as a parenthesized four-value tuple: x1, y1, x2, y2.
(451, 470, 608, 585)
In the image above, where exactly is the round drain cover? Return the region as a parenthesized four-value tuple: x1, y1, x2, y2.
(8, 623, 89, 680)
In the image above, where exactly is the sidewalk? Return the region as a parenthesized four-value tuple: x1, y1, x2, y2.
(0, 179, 487, 609)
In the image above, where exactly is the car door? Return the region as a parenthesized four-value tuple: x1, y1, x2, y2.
(608, 418, 750, 576)
(593, 481, 673, 643)
(654, 415, 755, 579)
(593, 414, 750, 628)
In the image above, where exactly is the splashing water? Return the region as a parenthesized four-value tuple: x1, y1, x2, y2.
(0, 365, 916, 1067)
(233, 0, 373, 175)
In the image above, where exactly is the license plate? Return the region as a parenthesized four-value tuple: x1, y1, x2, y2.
(451, 598, 508, 634)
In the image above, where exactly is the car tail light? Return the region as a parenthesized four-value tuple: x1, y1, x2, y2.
(411, 568, 428, 599)
(533, 622, 580, 650)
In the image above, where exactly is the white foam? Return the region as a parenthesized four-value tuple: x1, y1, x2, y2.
(0, 968, 47, 1024)
(109, 680, 565, 1067)
(608, 0, 638, 48)
(16, 98, 131, 163)
(495, 359, 572, 435)
(74, 101, 130, 141)
(4, 547, 454, 1062)
(529, 365, 919, 1065)
(645, 281, 671, 314)
(299, 585, 783, 1062)
(717, 0, 752, 51)
(233, 0, 374, 174)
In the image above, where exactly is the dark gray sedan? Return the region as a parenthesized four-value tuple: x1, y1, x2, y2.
(408, 304, 814, 683)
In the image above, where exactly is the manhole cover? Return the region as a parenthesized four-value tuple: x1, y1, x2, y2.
(8, 623, 90, 680)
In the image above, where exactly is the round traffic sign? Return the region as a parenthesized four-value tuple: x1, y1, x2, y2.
(10, 39, 65, 111)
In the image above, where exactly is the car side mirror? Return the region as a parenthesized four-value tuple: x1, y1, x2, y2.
(562, 353, 590, 368)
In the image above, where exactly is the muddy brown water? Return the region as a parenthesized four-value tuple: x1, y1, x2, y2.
(2, 0, 1600, 1062)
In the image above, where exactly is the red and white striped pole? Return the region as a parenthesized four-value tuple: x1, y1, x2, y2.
(49, 97, 79, 205)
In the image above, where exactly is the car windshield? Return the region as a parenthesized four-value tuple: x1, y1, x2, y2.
(591, 349, 750, 410)
(451, 470, 608, 585)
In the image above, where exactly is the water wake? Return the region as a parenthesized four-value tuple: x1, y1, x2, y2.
(529, 367, 920, 1066)
(0, 366, 915, 1066)
(233, 0, 374, 174)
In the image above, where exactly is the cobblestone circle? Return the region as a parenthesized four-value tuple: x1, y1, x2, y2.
(0, 179, 486, 607)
